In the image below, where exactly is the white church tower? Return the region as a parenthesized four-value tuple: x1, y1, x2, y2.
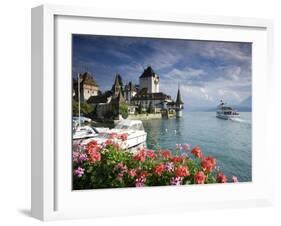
(139, 66, 159, 93)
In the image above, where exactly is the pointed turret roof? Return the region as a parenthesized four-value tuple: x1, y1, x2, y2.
(111, 74, 123, 92)
(79, 72, 99, 87)
(125, 81, 137, 92)
(175, 88, 184, 105)
(114, 74, 121, 87)
(140, 66, 157, 78)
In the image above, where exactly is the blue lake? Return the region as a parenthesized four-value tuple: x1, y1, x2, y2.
(142, 112, 252, 182)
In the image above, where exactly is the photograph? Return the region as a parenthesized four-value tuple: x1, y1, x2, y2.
(71, 34, 252, 190)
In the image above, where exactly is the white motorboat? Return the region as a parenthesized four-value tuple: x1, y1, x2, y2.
(73, 116, 92, 124)
(80, 120, 147, 150)
(216, 100, 240, 120)
(73, 125, 110, 140)
(73, 126, 99, 140)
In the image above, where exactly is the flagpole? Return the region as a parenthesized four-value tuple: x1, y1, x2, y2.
(78, 73, 81, 127)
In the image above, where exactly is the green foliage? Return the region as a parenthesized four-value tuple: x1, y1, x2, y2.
(73, 142, 225, 190)
(72, 100, 95, 118)
(119, 103, 128, 119)
(137, 102, 144, 114)
(73, 144, 136, 189)
(147, 101, 153, 113)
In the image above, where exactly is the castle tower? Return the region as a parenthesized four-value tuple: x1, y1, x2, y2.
(124, 81, 137, 103)
(75, 72, 99, 102)
(112, 74, 122, 97)
(139, 66, 159, 93)
(175, 86, 184, 118)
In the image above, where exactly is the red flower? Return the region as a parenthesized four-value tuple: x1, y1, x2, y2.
(162, 150, 172, 159)
(133, 150, 146, 162)
(201, 156, 216, 172)
(171, 156, 184, 163)
(191, 146, 203, 158)
(89, 150, 101, 163)
(194, 171, 206, 184)
(146, 150, 156, 159)
(86, 140, 98, 153)
(109, 133, 118, 139)
(216, 172, 227, 183)
(105, 139, 113, 146)
(129, 169, 137, 177)
(175, 166, 190, 177)
(154, 163, 165, 175)
(140, 171, 147, 178)
(118, 133, 128, 141)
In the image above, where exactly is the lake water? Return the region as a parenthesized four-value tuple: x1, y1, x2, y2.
(142, 112, 252, 182)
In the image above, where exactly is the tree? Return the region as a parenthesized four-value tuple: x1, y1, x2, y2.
(147, 101, 153, 113)
(137, 102, 143, 114)
(72, 100, 96, 119)
(119, 103, 128, 119)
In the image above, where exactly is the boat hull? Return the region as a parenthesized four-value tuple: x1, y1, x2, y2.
(216, 114, 240, 120)
(78, 131, 147, 151)
(124, 132, 147, 150)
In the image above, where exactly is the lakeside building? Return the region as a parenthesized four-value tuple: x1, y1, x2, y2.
(130, 88, 172, 113)
(130, 66, 176, 114)
(111, 74, 124, 96)
(124, 82, 137, 104)
(73, 66, 184, 120)
(87, 74, 126, 119)
(73, 72, 100, 102)
(175, 87, 184, 117)
(139, 66, 160, 93)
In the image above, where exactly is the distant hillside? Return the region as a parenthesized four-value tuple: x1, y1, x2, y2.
(239, 96, 252, 107)
(188, 96, 252, 112)
(235, 96, 252, 112)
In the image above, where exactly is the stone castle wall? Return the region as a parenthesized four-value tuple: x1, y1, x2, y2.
(127, 113, 162, 120)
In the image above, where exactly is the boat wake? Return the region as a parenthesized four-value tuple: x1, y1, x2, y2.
(229, 117, 251, 125)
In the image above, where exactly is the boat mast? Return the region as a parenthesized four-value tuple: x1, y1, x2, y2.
(78, 72, 81, 127)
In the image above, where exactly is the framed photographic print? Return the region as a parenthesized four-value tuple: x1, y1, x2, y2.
(31, 4, 274, 221)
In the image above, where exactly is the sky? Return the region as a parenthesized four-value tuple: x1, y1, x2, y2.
(72, 34, 252, 110)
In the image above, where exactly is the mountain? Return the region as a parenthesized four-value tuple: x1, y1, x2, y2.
(239, 96, 252, 107)
(235, 96, 252, 112)
(186, 96, 252, 112)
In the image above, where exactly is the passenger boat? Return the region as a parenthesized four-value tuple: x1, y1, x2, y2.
(216, 100, 240, 120)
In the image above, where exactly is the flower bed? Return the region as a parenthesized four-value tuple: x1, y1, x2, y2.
(73, 137, 238, 190)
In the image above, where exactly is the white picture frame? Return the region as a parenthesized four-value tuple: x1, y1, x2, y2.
(31, 4, 274, 221)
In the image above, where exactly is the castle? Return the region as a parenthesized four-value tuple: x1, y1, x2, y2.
(73, 72, 100, 102)
(139, 66, 160, 93)
(73, 66, 184, 119)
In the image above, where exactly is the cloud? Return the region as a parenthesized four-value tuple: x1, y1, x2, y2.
(197, 42, 251, 64)
(72, 35, 252, 109)
(165, 67, 205, 81)
(142, 43, 183, 70)
(216, 65, 242, 81)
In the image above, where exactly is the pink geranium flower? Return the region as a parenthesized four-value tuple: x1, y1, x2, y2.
(182, 143, 190, 151)
(74, 167, 85, 178)
(232, 176, 239, 183)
